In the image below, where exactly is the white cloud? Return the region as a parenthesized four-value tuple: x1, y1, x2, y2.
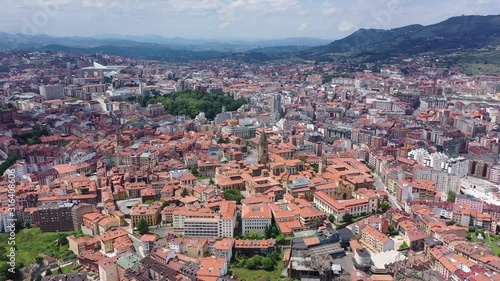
(338, 20, 355, 32)
(322, 7, 337, 15)
(297, 23, 308, 31)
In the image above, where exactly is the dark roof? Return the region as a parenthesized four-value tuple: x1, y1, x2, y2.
(42, 273, 88, 281)
(337, 228, 355, 240)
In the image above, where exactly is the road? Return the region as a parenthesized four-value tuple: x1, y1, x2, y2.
(128, 233, 146, 258)
(373, 174, 402, 210)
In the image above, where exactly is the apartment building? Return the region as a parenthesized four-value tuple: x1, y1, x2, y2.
(130, 202, 162, 228)
(173, 201, 236, 238)
(241, 205, 272, 235)
(314, 191, 368, 222)
(214, 238, 234, 262)
(37, 202, 75, 232)
(360, 225, 394, 253)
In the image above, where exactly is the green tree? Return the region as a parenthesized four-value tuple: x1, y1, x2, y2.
(380, 201, 391, 213)
(136, 219, 149, 235)
(447, 191, 457, 203)
(160, 201, 170, 210)
(275, 234, 285, 244)
(181, 188, 189, 197)
(0, 156, 17, 176)
(343, 213, 353, 223)
(245, 255, 263, 270)
(311, 163, 319, 173)
(57, 267, 63, 274)
(223, 189, 244, 204)
(264, 225, 272, 239)
(261, 257, 275, 271)
(189, 166, 199, 176)
(328, 214, 335, 223)
(45, 268, 52, 276)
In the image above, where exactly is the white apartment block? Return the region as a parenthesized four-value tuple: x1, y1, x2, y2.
(444, 157, 469, 177)
(241, 206, 272, 235)
(408, 148, 429, 165)
(173, 202, 236, 238)
(425, 152, 449, 170)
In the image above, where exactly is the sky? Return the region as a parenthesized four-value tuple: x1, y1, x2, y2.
(2, 0, 499, 40)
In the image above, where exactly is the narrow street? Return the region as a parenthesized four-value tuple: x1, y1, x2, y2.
(373, 174, 402, 210)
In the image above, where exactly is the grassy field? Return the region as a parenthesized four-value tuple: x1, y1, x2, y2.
(485, 233, 500, 256)
(0, 227, 79, 266)
(229, 250, 292, 281)
(230, 260, 291, 281)
(459, 49, 500, 75)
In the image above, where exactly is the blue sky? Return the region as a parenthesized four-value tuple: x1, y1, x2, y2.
(2, 0, 499, 39)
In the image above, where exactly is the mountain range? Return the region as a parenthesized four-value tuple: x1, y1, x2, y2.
(0, 14, 499, 62)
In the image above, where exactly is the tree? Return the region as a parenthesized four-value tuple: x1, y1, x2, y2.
(447, 191, 457, 203)
(0, 156, 17, 176)
(136, 219, 149, 235)
(275, 234, 285, 244)
(209, 177, 214, 185)
(311, 163, 319, 173)
(343, 213, 353, 223)
(189, 166, 199, 176)
(245, 255, 262, 270)
(223, 189, 244, 204)
(380, 201, 391, 213)
(328, 214, 335, 223)
(181, 188, 189, 197)
(160, 201, 170, 210)
(261, 257, 275, 271)
(57, 267, 63, 274)
(264, 225, 272, 239)
(144, 199, 155, 205)
(35, 256, 44, 265)
(299, 156, 307, 163)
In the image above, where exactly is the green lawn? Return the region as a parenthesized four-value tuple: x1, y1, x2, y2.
(58, 264, 79, 274)
(230, 261, 291, 281)
(229, 251, 292, 281)
(0, 227, 80, 266)
(485, 233, 500, 256)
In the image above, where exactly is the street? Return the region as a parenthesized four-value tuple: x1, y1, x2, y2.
(128, 233, 146, 258)
(373, 174, 402, 210)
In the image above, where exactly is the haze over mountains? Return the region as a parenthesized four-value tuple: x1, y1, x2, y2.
(0, 14, 498, 62)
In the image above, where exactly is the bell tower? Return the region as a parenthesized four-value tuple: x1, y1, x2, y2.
(258, 130, 269, 165)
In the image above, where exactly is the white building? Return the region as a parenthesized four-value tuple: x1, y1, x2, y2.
(408, 148, 429, 165)
(425, 152, 449, 170)
(444, 157, 469, 177)
(39, 84, 64, 100)
(241, 205, 272, 235)
(173, 201, 236, 238)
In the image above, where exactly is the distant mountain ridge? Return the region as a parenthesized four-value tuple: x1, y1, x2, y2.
(0, 14, 498, 62)
(303, 14, 500, 61)
(0, 32, 330, 52)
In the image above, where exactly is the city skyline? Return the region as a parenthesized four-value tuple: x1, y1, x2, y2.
(2, 0, 499, 39)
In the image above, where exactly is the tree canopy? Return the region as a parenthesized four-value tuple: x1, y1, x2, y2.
(447, 191, 457, 203)
(136, 219, 149, 235)
(117, 90, 247, 119)
(223, 189, 244, 204)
